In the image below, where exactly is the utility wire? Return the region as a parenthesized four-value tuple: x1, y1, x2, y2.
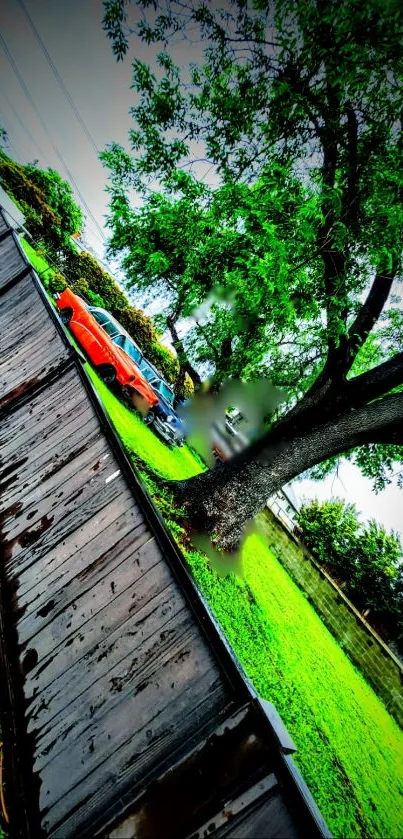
(0, 114, 23, 163)
(0, 31, 107, 246)
(16, 0, 100, 157)
(0, 86, 51, 165)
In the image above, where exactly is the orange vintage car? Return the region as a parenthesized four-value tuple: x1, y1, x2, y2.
(55, 288, 158, 415)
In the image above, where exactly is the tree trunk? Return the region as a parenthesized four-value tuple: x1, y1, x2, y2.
(167, 314, 202, 391)
(171, 391, 403, 551)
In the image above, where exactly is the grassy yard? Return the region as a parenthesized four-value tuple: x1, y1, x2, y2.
(23, 243, 403, 838)
(87, 368, 403, 839)
(86, 369, 204, 480)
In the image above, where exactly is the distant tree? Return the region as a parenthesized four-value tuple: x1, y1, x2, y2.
(103, 0, 403, 552)
(25, 164, 83, 243)
(0, 151, 83, 253)
(60, 249, 129, 310)
(296, 499, 403, 649)
(346, 519, 402, 618)
(296, 499, 360, 579)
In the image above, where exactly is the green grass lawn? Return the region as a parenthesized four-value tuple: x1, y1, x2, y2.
(19, 237, 56, 281)
(23, 242, 403, 839)
(186, 536, 403, 838)
(85, 368, 204, 480)
(86, 367, 403, 838)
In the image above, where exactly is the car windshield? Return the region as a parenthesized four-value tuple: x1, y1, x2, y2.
(113, 334, 142, 364)
(90, 309, 109, 325)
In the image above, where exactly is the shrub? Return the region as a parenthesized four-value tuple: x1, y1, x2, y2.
(47, 272, 68, 294)
(296, 499, 403, 651)
(61, 249, 128, 311)
(147, 341, 180, 384)
(112, 305, 155, 348)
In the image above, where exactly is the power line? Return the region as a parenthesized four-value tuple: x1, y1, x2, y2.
(16, 0, 100, 157)
(0, 30, 107, 246)
(0, 86, 51, 165)
(0, 114, 23, 163)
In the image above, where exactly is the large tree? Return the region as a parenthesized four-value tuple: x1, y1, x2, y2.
(103, 0, 403, 551)
(101, 160, 315, 391)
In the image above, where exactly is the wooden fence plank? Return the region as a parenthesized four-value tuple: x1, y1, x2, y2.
(0, 234, 26, 288)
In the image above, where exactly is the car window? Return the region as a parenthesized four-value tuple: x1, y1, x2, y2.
(101, 319, 120, 338)
(89, 308, 120, 337)
(139, 361, 155, 382)
(90, 309, 109, 325)
(154, 379, 175, 405)
(113, 334, 142, 364)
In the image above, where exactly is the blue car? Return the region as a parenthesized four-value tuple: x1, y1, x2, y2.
(139, 358, 186, 446)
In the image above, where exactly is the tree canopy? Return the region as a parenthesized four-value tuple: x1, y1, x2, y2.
(0, 151, 83, 252)
(296, 499, 403, 653)
(103, 0, 403, 549)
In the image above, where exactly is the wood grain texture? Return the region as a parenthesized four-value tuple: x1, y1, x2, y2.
(0, 353, 231, 837)
(0, 273, 69, 408)
(211, 790, 300, 839)
(0, 213, 9, 234)
(0, 233, 26, 288)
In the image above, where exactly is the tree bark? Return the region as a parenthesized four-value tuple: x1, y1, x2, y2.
(167, 313, 202, 391)
(171, 391, 403, 551)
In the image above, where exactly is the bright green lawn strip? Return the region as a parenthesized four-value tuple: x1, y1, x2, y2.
(85, 364, 203, 481)
(19, 237, 55, 281)
(183, 536, 403, 839)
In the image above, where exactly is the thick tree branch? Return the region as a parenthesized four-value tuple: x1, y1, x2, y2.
(344, 265, 397, 370)
(346, 351, 403, 406)
(174, 391, 403, 550)
(344, 102, 359, 228)
(167, 312, 202, 389)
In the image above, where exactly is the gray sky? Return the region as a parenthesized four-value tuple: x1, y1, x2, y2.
(1, 0, 137, 253)
(1, 0, 402, 538)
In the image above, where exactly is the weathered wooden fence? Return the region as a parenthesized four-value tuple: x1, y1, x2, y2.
(0, 210, 331, 838)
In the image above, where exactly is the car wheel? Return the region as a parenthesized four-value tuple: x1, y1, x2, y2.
(96, 364, 116, 384)
(59, 307, 73, 325)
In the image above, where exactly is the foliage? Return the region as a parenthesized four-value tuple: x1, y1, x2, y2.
(60, 248, 128, 310)
(101, 162, 318, 391)
(0, 151, 82, 252)
(102, 0, 403, 517)
(24, 163, 83, 240)
(296, 499, 403, 648)
(48, 271, 68, 295)
(90, 352, 403, 838)
(112, 303, 155, 346)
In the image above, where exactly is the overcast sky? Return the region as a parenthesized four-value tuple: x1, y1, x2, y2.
(1, 0, 402, 537)
(1, 0, 138, 252)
